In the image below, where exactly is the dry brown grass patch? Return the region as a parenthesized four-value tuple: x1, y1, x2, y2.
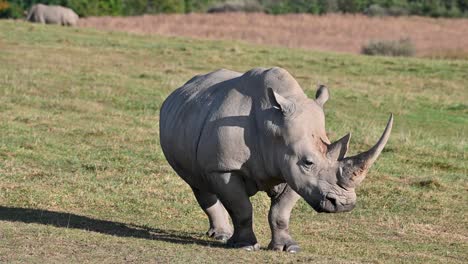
(79, 13, 468, 58)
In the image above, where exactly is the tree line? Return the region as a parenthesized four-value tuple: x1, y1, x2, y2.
(1, 0, 468, 18)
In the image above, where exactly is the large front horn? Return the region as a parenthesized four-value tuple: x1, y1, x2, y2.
(341, 114, 393, 186)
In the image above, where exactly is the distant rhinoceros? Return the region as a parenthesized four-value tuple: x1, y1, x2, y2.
(26, 4, 79, 26)
(159, 67, 393, 252)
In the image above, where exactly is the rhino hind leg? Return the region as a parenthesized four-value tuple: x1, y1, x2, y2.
(192, 188, 232, 241)
(38, 15, 45, 24)
(208, 172, 260, 251)
(267, 183, 301, 253)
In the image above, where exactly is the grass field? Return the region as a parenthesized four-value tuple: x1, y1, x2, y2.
(79, 13, 468, 58)
(0, 20, 467, 263)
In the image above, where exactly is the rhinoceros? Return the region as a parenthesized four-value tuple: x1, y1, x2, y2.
(26, 4, 79, 26)
(159, 67, 393, 252)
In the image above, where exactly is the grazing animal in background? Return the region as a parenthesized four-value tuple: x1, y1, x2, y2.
(26, 4, 79, 26)
(159, 67, 393, 252)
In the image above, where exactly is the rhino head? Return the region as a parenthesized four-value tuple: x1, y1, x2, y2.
(269, 85, 393, 213)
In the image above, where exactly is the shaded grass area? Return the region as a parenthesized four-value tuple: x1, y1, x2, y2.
(0, 206, 225, 248)
(0, 21, 467, 263)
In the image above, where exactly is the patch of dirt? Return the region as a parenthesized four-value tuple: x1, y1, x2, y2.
(78, 13, 468, 57)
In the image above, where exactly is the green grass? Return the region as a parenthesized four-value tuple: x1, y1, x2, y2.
(0, 21, 467, 263)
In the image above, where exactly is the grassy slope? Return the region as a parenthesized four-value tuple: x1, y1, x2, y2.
(0, 21, 466, 263)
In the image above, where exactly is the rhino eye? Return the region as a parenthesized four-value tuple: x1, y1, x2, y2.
(302, 157, 314, 167)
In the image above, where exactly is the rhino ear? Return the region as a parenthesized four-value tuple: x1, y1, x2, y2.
(315, 85, 329, 107)
(327, 133, 351, 161)
(269, 88, 296, 116)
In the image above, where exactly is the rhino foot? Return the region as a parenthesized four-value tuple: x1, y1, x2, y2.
(226, 229, 259, 251)
(229, 242, 261, 251)
(268, 240, 300, 253)
(206, 228, 232, 242)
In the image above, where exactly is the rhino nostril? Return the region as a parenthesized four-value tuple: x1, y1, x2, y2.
(327, 197, 337, 207)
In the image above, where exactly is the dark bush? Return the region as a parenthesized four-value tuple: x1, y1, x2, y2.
(264, 0, 321, 14)
(361, 38, 415, 57)
(184, 0, 217, 13)
(365, 4, 387, 16)
(67, 0, 124, 17)
(0, 0, 22, 18)
(387, 6, 409, 16)
(319, 0, 339, 13)
(365, 4, 409, 17)
(207, 0, 264, 13)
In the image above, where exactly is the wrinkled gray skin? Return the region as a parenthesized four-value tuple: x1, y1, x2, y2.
(160, 67, 393, 252)
(26, 4, 79, 26)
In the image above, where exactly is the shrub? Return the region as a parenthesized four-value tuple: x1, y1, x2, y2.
(366, 4, 409, 17)
(319, 0, 339, 13)
(365, 4, 387, 16)
(0, 0, 23, 19)
(184, 0, 217, 13)
(0, 0, 10, 17)
(361, 38, 415, 57)
(207, 0, 264, 13)
(67, 0, 124, 17)
(264, 0, 321, 14)
(0, 0, 8, 12)
(387, 6, 409, 16)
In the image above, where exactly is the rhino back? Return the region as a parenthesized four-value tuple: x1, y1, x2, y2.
(31, 4, 60, 24)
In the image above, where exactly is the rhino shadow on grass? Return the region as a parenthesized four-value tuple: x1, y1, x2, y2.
(0, 206, 227, 248)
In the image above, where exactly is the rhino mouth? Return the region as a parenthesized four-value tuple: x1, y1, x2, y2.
(315, 193, 355, 213)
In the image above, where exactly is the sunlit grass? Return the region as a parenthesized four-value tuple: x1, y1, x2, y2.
(0, 21, 467, 263)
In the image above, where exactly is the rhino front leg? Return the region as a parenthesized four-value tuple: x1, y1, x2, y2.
(267, 183, 301, 253)
(208, 172, 259, 251)
(192, 188, 233, 241)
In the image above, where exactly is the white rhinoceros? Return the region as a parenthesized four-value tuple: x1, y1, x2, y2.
(160, 67, 393, 252)
(26, 4, 79, 26)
